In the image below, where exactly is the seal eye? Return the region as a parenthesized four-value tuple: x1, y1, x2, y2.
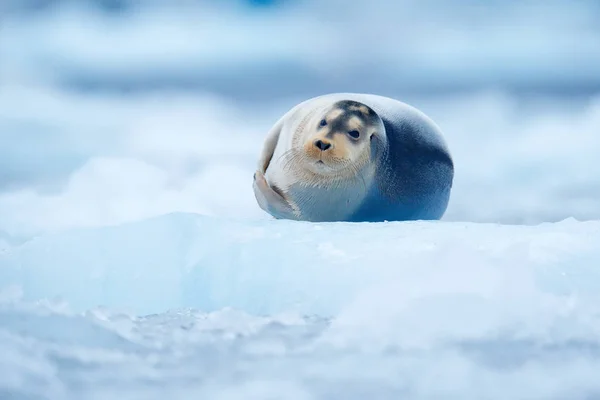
(319, 119, 327, 127)
(347, 130, 360, 139)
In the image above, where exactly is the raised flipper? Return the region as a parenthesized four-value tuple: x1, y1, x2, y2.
(256, 117, 284, 174)
(253, 107, 308, 220)
(253, 170, 299, 220)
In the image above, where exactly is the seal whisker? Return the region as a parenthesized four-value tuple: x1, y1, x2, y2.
(277, 148, 299, 170)
(277, 148, 298, 165)
(281, 149, 305, 174)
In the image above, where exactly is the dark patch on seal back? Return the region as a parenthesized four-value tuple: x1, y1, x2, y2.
(376, 117, 454, 205)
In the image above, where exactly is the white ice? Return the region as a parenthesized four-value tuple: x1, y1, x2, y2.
(2, 214, 600, 398)
(3, 1, 600, 399)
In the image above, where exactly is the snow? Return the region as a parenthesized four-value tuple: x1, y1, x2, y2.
(2, 86, 600, 238)
(3, 0, 600, 95)
(2, 213, 599, 317)
(2, 214, 600, 398)
(3, 1, 600, 398)
(2, 2, 600, 234)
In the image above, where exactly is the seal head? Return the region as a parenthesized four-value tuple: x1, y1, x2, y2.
(287, 100, 386, 187)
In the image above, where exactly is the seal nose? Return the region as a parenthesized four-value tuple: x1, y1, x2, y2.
(314, 139, 332, 151)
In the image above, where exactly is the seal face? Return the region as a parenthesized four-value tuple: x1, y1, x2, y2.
(253, 93, 454, 222)
(290, 99, 381, 184)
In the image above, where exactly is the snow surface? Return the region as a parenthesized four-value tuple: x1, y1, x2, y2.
(3, 1, 600, 398)
(2, 214, 600, 398)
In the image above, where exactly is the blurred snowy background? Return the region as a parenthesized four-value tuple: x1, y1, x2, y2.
(1, 0, 600, 239)
(3, 2, 600, 399)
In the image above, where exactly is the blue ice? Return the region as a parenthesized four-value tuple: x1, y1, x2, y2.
(2, 214, 600, 398)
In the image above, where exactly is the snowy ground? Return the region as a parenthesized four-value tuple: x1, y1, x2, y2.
(2, 215, 600, 399)
(2, 1, 600, 399)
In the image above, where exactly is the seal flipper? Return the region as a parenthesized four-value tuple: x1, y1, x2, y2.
(253, 171, 299, 220)
(257, 118, 284, 173)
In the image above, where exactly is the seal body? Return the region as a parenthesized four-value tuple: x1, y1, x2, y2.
(253, 93, 454, 222)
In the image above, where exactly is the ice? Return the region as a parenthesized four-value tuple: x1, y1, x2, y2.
(1, 212, 598, 317)
(3, 1, 600, 397)
(2, 214, 600, 398)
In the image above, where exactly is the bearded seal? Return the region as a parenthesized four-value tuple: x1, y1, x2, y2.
(252, 93, 454, 222)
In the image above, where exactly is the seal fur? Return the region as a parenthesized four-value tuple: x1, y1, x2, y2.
(253, 93, 454, 222)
